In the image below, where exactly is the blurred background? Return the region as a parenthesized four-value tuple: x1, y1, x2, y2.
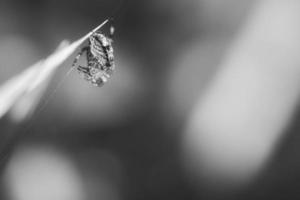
(2, 0, 300, 199)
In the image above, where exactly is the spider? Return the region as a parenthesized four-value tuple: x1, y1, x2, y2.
(72, 25, 115, 87)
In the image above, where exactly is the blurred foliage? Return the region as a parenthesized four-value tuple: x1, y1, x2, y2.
(0, 0, 279, 200)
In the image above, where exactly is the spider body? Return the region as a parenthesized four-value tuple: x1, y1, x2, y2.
(72, 28, 115, 87)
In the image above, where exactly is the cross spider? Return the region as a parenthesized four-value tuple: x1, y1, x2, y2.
(72, 25, 115, 87)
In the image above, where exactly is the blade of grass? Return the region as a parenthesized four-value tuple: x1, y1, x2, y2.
(0, 19, 109, 120)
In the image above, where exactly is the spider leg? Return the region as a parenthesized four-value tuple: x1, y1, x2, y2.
(71, 46, 89, 68)
(77, 65, 90, 75)
(76, 50, 95, 75)
(109, 25, 115, 39)
(108, 17, 115, 39)
(77, 65, 93, 82)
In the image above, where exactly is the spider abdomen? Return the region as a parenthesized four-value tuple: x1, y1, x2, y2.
(73, 29, 115, 87)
